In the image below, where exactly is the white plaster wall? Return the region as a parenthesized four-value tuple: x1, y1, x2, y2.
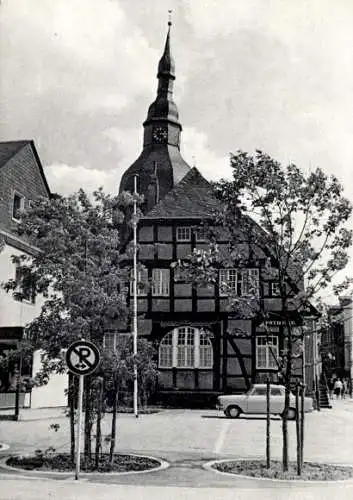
(30, 351, 68, 408)
(0, 243, 43, 327)
(0, 242, 68, 407)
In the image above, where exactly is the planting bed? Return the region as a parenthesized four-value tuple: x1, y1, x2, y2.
(211, 459, 353, 481)
(7, 453, 161, 473)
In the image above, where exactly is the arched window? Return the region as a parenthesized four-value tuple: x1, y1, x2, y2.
(158, 327, 213, 369)
(159, 331, 173, 368)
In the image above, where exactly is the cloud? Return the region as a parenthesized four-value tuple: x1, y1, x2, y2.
(0, 0, 157, 175)
(45, 163, 120, 196)
(1, 0, 352, 278)
(181, 127, 230, 181)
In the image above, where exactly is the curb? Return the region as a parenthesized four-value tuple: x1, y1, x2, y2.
(0, 453, 170, 477)
(203, 459, 353, 484)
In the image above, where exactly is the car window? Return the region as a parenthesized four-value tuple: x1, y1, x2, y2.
(271, 388, 283, 396)
(252, 387, 267, 396)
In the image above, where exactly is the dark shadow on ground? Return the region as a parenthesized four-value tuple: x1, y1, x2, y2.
(201, 414, 282, 420)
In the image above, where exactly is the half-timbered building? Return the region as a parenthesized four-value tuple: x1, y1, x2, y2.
(117, 22, 309, 405)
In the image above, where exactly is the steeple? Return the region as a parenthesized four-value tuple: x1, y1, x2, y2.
(158, 20, 175, 80)
(119, 17, 190, 212)
(143, 17, 182, 144)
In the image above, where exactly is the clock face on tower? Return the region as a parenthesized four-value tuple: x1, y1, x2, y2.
(152, 126, 168, 144)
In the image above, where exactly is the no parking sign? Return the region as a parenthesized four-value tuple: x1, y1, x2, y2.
(65, 340, 100, 376)
(65, 339, 101, 480)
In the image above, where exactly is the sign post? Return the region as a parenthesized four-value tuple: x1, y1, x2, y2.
(76, 373, 84, 480)
(65, 339, 101, 480)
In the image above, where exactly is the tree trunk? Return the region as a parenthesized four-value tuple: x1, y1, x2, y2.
(14, 359, 22, 421)
(300, 384, 305, 467)
(295, 382, 301, 476)
(109, 379, 118, 466)
(266, 377, 271, 469)
(69, 376, 76, 464)
(94, 377, 103, 470)
(282, 319, 293, 472)
(282, 384, 290, 471)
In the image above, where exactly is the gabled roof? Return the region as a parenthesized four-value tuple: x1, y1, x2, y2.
(144, 167, 221, 219)
(0, 140, 51, 196)
(0, 140, 30, 168)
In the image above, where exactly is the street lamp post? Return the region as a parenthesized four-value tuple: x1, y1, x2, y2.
(133, 175, 138, 418)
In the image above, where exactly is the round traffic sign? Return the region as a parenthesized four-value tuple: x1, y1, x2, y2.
(65, 340, 101, 376)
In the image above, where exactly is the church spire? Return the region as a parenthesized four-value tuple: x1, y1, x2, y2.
(144, 16, 181, 135)
(119, 16, 190, 212)
(157, 14, 175, 83)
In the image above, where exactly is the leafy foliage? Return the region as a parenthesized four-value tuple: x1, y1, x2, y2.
(176, 150, 352, 472)
(3, 188, 130, 375)
(1, 188, 157, 464)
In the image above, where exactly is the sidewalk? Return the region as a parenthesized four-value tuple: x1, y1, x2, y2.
(0, 406, 68, 421)
(2, 477, 353, 500)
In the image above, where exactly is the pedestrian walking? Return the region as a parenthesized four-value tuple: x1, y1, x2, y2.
(334, 378, 343, 399)
(342, 378, 347, 399)
(328, 377, 334, 399)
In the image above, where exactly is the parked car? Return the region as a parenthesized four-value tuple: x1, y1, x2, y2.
(217, 384, 313, 419)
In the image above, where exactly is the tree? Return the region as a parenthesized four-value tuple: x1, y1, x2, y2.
(178, 150, 352, 472)
(2, 188, 130, 462)
(101, 337, 158, 466)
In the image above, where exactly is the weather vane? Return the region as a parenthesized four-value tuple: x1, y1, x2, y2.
(168, 9, 172, 26)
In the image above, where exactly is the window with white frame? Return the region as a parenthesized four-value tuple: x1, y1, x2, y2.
(130, 268, 149, 296)
(103, 332, 117, 351)
(199, 332, 213, 368)
(103, 332, 130, 351)
(270, 282, 281, 297)
(256, 335, 279, 369)
(177, 328, 194, 367)
(158, 327, 213, 369)
(176, 226, 191, 242)
(12, 192, 25, 221)
(195, 228, 206, 242)
(219, 268, 259, 297)
(159, 331, 173, 367)
(152, 268, 170, 296)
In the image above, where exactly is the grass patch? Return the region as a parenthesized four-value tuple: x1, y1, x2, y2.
(7, 453, 161, 473)
(213, 460, 353, 481)
(114, 406, 160, 414)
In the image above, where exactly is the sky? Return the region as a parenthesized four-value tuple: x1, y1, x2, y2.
(1, 0, 352, 285)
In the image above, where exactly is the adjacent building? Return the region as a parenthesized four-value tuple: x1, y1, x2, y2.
(321, 296, 353, 383)
(0, 140, 67, 409)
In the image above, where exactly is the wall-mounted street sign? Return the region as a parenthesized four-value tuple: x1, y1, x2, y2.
(65, 340, 101, 376)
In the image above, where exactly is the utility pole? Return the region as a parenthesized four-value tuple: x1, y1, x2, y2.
(133, 175, 138, 419)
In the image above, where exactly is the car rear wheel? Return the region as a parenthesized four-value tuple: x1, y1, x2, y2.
(282, 407, 296, 420)
(225, 405, 241, 418)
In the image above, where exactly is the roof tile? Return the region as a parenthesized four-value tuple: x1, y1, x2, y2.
(144, 167, 221, 219)
(0, 141, 30, 168)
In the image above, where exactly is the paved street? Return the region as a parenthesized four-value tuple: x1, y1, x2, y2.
(1, 400, 353, 467)
(1, 399, 353, 498)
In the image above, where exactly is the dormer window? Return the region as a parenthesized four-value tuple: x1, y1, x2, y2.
(176, 227, 191, 242)
(12, 192, 25, 221)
